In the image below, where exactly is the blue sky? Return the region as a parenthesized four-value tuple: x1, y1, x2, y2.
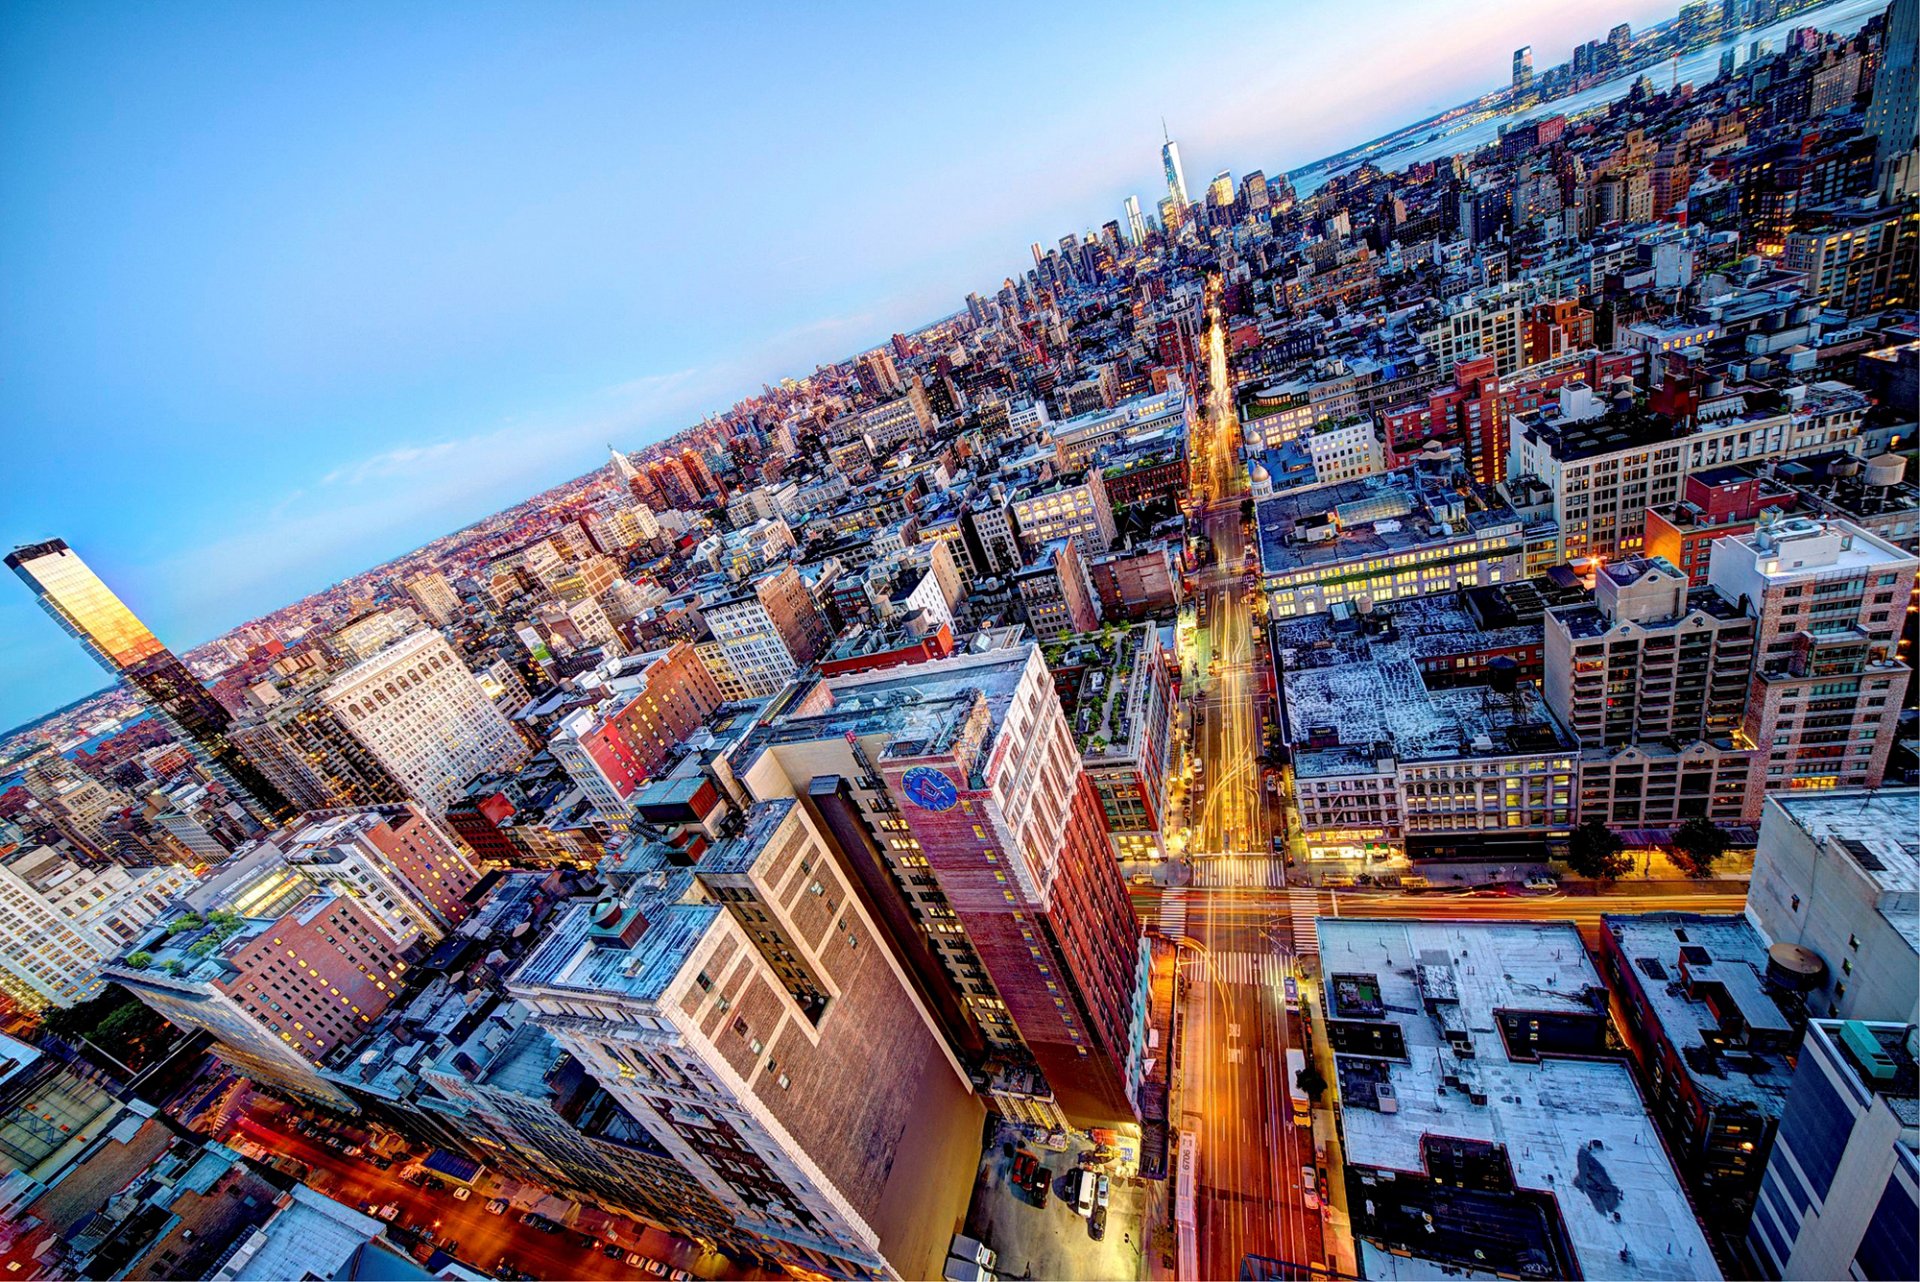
(0, 0, 1680, 730)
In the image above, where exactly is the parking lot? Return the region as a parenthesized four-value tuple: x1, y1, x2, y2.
(961, 1125, 1145, 1282)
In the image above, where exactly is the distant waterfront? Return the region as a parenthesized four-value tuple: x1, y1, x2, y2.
(1289, 0, 1888, 195)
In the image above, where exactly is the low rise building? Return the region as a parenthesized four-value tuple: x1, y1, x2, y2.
(1277, 601, 1574, 862)
(1600, 913, 1800, 1229)
(1255, 462, 1526, 619)
(1319, 918, 1718, 1281)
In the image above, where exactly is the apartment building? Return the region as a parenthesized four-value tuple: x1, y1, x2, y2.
(1707, 518, 1917, 816)
(1544, 557, 1756, 830)
(0, 845, 194, 1010)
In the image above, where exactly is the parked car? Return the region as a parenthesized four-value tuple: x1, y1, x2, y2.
(1031, 1167, 1052, 1208)
(1075, 1169, 1097, 1218)
(1524, 875, 1558, 891)
(485, 1198, 508, 1216)
(1096, 1174, 1109, 1210)
(1089, 1202, 1108, 1241)
(1302, 1164, 1320, 1211)
(451, 1186, 471, 1201)
(623, 1252, 646, 1267)
(1011, 1150, 1035, 1188)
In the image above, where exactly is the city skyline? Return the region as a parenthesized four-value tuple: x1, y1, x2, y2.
(0, 1, 1911, 1279)
(1, 0, 1699, 730)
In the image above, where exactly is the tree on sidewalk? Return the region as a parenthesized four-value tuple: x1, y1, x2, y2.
(1670, 818, 1731, 878)
(1564, 818, 1632, 881)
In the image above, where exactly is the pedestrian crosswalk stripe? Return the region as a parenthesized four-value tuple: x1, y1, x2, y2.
(1290, 889, 1323, 955)
(1157, 887, 1189, 938)
(1203, 950, 1293, 988)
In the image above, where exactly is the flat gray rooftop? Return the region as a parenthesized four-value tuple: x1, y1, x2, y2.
(1318, 917, 1718, 1282)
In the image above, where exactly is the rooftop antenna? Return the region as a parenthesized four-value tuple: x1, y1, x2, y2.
(1162, 117, 1170, 144)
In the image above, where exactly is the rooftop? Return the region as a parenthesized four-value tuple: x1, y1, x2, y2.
(1276, 605, 1570, 773)
(1811, 1020, 1919, 1131)
(1602, 914, 1798, 1113)
(1318, 917, 1717, 1282)
(1770, 789, 1919, 952)
(1255, 464, 1522, 578)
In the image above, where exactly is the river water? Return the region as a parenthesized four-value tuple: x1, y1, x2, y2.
(1290, 0, 1890, 196)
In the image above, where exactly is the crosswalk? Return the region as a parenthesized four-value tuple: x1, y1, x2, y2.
(1156, 887, 1189, 939)
(1203, 949, 1293, 989)
(1289, 889, 1325, 957)
(1190, 856, 1289, 889)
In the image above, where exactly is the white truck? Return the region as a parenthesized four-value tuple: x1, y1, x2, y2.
(949, 1236, 998, 1270)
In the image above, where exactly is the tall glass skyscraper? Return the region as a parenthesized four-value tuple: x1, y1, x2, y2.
(7, 538, 293, 820)
(1161, 128, 1189, 211)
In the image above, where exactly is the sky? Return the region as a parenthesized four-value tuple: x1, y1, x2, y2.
(0, 0, 1691, 731)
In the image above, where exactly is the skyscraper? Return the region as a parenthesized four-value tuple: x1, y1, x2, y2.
(1161, 124, 1189, 211)
(1124, 193, 1147, 245)
(1866, 0, 1917, 199)
(7, 539, 293, 820)
(1512, 45, 1533, 90)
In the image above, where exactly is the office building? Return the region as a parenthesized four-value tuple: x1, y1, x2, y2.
(402, 570, 461, 626)
(1513, 45, 1533, 90)
(279, 805, 482, 941)
(1865, 0, 1917, 199)
(1319, 917, 1719, 1281)
(735, 641, 1148, 1128)
(1506, 389, 1849, 564)
(1015, 537, 1102, 641)
(0, 845, 193, 1010)
(106, 872, 411, 1109)
(1747, 1018, 1917, 1281)
(1706, 518, 1917, 815)
(229, 690, 408, 814)
(1600, 913, 1800, 1229)
(6, 539, 292, 819)
(1277, 599, 1575, 863)
(510, 803, 983, 1281)
(319, 629, 531, 814)
(1161, 130, 1189, 211)
(1745, 788, 1919, 1024)
(1255, 464, 1527, 619)
(1124, 194, 1147, 245)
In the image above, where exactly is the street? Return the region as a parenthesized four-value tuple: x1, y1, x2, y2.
(1173, 294, 1322, 1280)
(215, 1092, 737, 1281)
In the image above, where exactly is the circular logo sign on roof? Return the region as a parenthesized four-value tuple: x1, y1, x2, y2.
(901, 766, 960, 812)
